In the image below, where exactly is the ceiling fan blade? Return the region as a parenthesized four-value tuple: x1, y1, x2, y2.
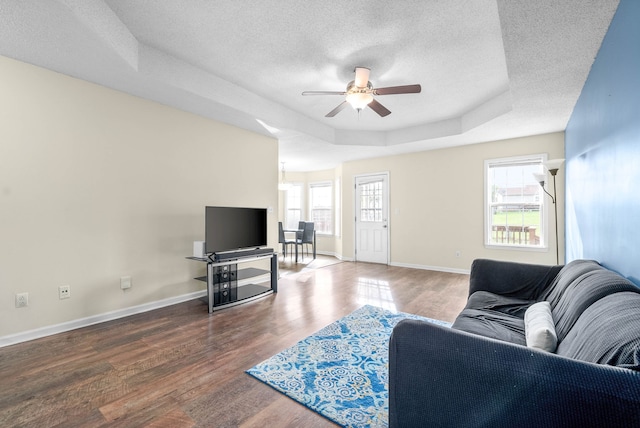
(373, 84, 422, 95)
(354, 67, 370, 88)
(326, 101, 349, 117)
(302, 90, 346, 95)
(368, 99, 391, 117)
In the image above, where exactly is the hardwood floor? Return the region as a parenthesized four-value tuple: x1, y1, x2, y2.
(0, 257, 470, 427)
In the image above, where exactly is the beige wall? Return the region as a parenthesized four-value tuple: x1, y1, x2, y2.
(0, 56, 278, 338)
(340, 133, 565, 270)
(282, 133, 564, 270)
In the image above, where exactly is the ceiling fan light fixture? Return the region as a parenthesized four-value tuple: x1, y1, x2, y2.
(346, 92, 373, 110)
(303, 66, 420, 117)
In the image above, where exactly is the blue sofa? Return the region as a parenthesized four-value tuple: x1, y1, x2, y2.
(389, 259, 640, 427)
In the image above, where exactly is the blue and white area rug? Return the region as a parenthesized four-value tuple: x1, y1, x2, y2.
(246, 305, 451, 427)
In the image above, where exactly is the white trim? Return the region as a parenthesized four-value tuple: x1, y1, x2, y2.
(0, 274, 269, 348)
(316, 250, 354, 262)
(484, 243, 549, 252)
(0, 290, 207, 348)
(389, 261, 470, 275)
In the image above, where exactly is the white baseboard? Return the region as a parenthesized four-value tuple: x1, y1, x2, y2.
(0, 262, 462, 348)
(0, 273, 277, 348)
(389, 261, 470, 275)
(316, 251, 465, 271)
(316, 250, 354, 262)
(0, 290, 208, 348)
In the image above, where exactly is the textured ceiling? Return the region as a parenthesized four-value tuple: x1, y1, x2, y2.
(0, 0, 619, 171)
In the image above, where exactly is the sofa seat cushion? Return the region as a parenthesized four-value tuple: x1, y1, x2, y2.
(452, 291, 535, 345)
(556, 292, 640, 371)
(452, 309, 526, 345)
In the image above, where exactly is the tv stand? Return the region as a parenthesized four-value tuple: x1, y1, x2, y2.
(210, 247, 274, 262)
(187, 250, 277, 313)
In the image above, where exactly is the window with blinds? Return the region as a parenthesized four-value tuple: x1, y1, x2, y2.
(309, 182, 332, 234)
(485, 155, 547, 248)
(284, 183, 303, 230)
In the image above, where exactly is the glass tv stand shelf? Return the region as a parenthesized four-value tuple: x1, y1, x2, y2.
(186, 251, 277, 313)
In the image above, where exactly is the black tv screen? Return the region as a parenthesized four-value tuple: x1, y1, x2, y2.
(205, 206, 267, 254)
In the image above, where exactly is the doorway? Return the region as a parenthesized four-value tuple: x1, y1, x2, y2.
(354, 173, 389, 264)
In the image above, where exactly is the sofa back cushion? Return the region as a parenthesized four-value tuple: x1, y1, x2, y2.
(556, 292, 640, 371)
(468, 258, 563, 300)
(551, 268, 640, 341)
(539, 259, 603, 306)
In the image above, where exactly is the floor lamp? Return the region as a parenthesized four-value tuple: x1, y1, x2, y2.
(533, 159, 564, 265)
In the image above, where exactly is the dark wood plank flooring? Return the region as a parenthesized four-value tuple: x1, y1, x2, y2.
(0, 256, 470, 427)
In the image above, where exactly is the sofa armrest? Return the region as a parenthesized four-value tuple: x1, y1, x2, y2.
(389, 319, 640, 428)
(468, 258, 562, 299)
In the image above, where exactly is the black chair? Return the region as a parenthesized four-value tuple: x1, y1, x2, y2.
(296, 222, 315, 259)
(278, 222, 295, 259)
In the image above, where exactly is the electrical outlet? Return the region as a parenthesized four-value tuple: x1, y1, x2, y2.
(15, 292, 29, 308)
(59, 285, 71, 300)
(455, 250, 461, 258)
(120, 276, 132, 290)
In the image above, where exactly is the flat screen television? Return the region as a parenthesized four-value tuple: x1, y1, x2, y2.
(205, 206, 267, 255)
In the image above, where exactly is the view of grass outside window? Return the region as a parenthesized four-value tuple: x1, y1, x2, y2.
(486, 155, 545, 248)
(309, 182, 332, 234)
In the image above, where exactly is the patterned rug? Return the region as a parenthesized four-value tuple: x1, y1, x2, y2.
(246, 305, 451, 427)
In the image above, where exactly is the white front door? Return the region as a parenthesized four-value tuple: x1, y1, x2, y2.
(355, 173, 389, 264)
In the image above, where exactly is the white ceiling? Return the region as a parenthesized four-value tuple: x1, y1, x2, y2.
(0, 0, 619, 171)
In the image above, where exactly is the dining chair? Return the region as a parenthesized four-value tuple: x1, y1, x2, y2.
(278, 222, 295, 259)
(297, 221, 315, 259)
(296, 221, 306, 241)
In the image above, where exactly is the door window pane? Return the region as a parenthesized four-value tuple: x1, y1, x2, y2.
(359, 181, 383, 222)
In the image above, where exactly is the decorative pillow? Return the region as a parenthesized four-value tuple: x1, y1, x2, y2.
(524, 301, 558, 352)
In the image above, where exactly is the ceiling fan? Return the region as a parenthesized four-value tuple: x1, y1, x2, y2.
(302, 67, 421, 117)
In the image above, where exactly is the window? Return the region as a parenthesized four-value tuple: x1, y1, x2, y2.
(284, 183, 303, 230)
(485, 155, 546, 248)
(359, 180, 383, 222)
(309, 182, 332, 234)
(334, 177, 341, 237)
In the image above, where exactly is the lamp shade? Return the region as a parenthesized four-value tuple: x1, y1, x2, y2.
(544, 158, 565, 171)
(532, 172, 546, 184)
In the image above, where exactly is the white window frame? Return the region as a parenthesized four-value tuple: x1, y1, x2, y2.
(309, 181, 333, 235)
(484, 154, 548, 250)
(334, 177, 341, 237)
(284, 182, 304, 231)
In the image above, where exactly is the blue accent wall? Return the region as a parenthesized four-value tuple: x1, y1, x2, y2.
(565, 0, 640, 284)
